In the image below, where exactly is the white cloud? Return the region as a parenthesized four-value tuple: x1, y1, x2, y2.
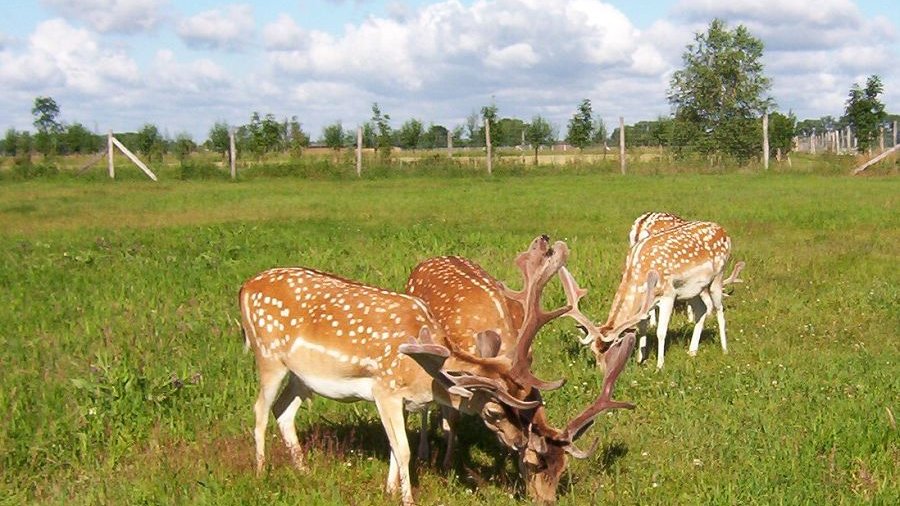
(176, 4, 255, 51)
(41, 0, 168, 33)
(0, 19, 138, 93)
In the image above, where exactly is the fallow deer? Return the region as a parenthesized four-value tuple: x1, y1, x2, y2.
(405, 236, 640, 502)
(561, 221, 742, 369)
(238, 236, 632, 504)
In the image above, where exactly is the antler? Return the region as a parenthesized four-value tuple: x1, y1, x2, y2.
(559, 332, 637, 455)
(506, 239, 572, 391)
(558, 266, 604, 345)
(399, 327, 542, 410)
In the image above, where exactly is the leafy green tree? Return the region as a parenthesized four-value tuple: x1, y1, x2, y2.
(3, 128, 18, 156)
(62, 123, 101, 154)
(286, 116, 309, 156)
(173, 133, 195, 162)
(260, 113, 283, 153)
(668, 18, 772, 161)
(323, 122, 345, 151)
(32, 96, 62, 156)
(494, 118, 526, 147)
(566, 99, 594, 150)
(421, 124, 448, 149)
(843, 75, 886, 153)
(768, 111, 796, 159)
(136, 123, 164, 162)
(525, 115, 554, 164)
(208, 121, 231, 159)
(591, 116, 607, 146)
(371, 103, 393, 156)
(398, 119, 424, 149)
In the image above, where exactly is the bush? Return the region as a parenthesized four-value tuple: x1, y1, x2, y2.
(12, 159, 59, 179)
(177, 160, 227, 180)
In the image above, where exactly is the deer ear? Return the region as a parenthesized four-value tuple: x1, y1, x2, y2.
(476, 330, 502, 358)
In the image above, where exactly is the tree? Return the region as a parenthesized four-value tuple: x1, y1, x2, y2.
(62, 123, 101, 154)
(173, 133, 195, 162)
(464, 111, 481, 146)
(208, 121, 231, 159)
(286, 116, 309, 156)
(322, 122, 345, 151)
(398, 119, 424, 149)
(136, 123, 164, 162)
(843, 75, 886, 153)
(3, 128, 18, 156)
(371, 103, 393, 156)
(525, 115, 554, 164)
(668, 18, 772, 161)
(566, 99, 594, 150)
(480, 102, 498, 146)
(591, 116, 608, 147)
(768, 111, 796, 159)
(32, 96, 62, 157)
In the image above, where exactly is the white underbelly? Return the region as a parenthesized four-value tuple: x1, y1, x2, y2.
(295, 373, 375, 402)
(670, 264, 714, 299)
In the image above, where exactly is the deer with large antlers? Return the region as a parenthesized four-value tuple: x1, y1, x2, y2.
(560, 220, 742, 370)
(405, 236, 638, 502)
(238, 236, 632, 504)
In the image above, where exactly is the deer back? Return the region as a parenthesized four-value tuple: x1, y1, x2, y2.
(239, 267, 443, 401)
(603, 221, 731, 336)
(406, 256, 523, 354)
(629, 211, 687, 246)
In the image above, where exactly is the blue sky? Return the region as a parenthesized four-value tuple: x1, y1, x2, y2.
(1, 0, 897, 140)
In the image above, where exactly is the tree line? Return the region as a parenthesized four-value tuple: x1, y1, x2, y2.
(2, 19, 892, 167)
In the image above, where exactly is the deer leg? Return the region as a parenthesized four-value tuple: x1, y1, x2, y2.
(655, 296, 675, 370)
(637, 318, 649, 363)
(273, 372, 311, 472)
(688, 291, 711, 356)
(375, 393, 413, 505)
(710, 277, 728, 354)
(254, 362, 289, 475)
(417, 406, 431, 462)
(440, 406, 459, 471)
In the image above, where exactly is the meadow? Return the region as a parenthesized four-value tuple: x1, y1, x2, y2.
(0, 169, 897, 505)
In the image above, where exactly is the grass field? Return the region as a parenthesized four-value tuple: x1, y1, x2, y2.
(1, 171, 897, 505)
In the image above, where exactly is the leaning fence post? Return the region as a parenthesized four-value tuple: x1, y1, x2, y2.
(485, 117, 492, 175)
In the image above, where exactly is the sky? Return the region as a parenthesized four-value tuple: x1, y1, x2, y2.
(0, 0, 897, 141)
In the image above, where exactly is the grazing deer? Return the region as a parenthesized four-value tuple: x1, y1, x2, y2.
(238, 236, 635, 504)
(562, 221, 742, 369)
(405, 236, 640, 502)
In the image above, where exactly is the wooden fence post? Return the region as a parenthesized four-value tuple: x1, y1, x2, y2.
(447, 130, 453, 157)
(762, 111, 769, 170)
(356, 126, 362, 177)
(485, 117, 492, 175)
(879, 126, 885, 152)
(229, 128, 236, 180)
(619, 116, 626, 175)
(810, 130, 816, 155)
(893, 121, 898, 147)
(107, 130, 115, 179)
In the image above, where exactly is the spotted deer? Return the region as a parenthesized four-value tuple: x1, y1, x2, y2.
(562, 221, 742, 369)
(238, 236, 634, 504)
(405, 236, 639, 502)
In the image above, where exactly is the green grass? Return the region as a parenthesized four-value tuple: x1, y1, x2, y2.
(1, 172, 897, 505)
